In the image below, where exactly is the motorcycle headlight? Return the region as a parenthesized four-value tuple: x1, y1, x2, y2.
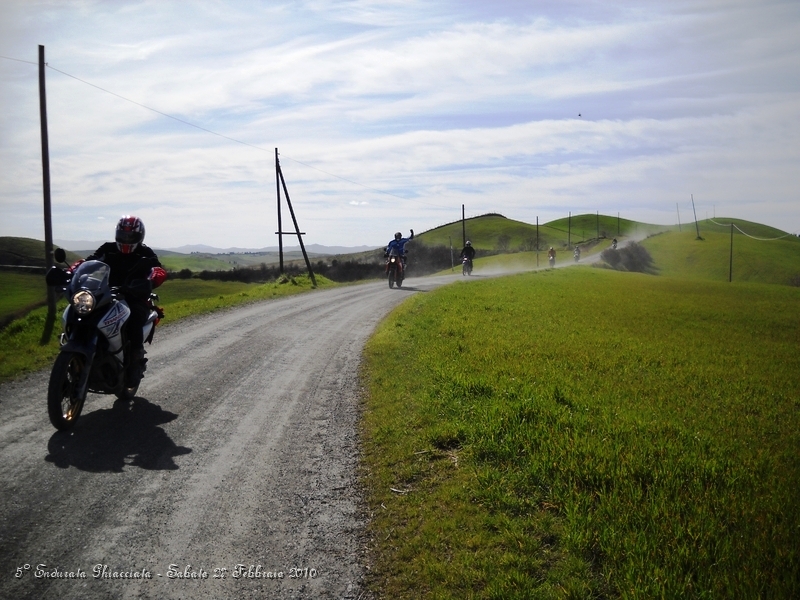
(72, 290, 96, 314)
(390, 257, 396, 263)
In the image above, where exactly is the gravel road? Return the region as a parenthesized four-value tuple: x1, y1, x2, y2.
(0, 274, 457, 600)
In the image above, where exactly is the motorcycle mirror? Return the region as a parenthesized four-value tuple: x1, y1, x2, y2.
(54, 248, 67, 263)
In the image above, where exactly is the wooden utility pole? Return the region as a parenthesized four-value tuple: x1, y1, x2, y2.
(691, 194, 702, 240)
(39, 45, 55, 315)
(461, 204, 466, 247)
(729, 223, 734, 282)
(536, 216, 539, 267)
(568, 212, 571, 248)
(676, 203, 681, 232)
(274, 148, 316, 286)
(275, 148, 284, 273)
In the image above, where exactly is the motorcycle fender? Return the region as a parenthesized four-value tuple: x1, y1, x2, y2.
(99, 301, 130, 354)
(60, 336, 97, 359)
(58, 338, 97, 401)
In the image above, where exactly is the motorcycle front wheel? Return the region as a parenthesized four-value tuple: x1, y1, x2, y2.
(117, 382, 140, 401)
(47, 352, 87, 431)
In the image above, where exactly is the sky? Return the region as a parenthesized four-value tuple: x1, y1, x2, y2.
(1, 0, 799, 250)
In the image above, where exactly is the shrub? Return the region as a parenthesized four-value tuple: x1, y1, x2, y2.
(600, 242, 657, 274)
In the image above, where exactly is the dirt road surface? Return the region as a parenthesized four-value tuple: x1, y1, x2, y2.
(0, 274, 458, 600)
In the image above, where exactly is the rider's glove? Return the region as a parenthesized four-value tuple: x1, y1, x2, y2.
(148, 266, 168, 288)
(67, 259, 85, 274)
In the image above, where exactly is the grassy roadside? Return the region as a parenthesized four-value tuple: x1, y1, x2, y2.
(0, 273, 334, 384)
(360, 268, 800, 598)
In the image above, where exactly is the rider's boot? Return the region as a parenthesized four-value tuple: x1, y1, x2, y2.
(127, 346, 147, 387)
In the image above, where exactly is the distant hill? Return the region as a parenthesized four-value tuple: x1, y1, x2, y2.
(55, 239, 378, 256)
(641, 219, 800, 286)
(0, 237, 82, 269)
(164, 243, 378, 255)
(413, 213, 665, 252)
(11, 214, 799, 285)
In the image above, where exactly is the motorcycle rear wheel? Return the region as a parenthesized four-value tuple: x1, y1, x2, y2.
(47, 352, 87, 431)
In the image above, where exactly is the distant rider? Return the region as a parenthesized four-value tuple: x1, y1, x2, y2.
(385, 229, 414, 270)
(460, 240, 476, 268)
(573, 246, 581, 261)
(548, 246, 556, 264)
(84, 216, 167, 387)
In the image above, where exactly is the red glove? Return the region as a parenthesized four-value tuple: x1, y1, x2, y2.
(149, 266, 167, 288)
(67, 259, 85, 273)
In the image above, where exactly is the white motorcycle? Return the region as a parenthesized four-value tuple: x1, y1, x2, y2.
(45, 248, 163, 431)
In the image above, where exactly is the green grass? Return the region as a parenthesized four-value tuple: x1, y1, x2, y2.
(0, 236, 82, 267)
(643, 228, 800, 285)
(158, 254, 236, 272)
(0, 273, 333, 383)
(416, 214, 666, 254)
(0, 272, 48, 323)
(361, 268, 800, 598)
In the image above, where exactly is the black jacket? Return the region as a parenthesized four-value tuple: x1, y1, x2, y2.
(460, 246, 476, 260)
(86, 243, 162, 298)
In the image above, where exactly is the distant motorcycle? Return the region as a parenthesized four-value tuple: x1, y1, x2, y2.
(44, 248, 163, 431)
(461, 256, 473, 276)
(611, 239, 618, 250)
(574, 248, 581, 263)
(385, 248, 404, 289)
(548, 255, 555, 268)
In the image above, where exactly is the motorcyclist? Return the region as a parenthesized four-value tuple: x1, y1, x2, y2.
(385, 229, 414, 270)
(612, 238, 618, 249)
(460, 240, 476, 262)
(548, 246, 556, 265)
(573, 246, 581, 261)
(82, 216, 167, 387)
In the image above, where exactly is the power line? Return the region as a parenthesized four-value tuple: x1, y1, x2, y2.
(5, 54, 452, 209)
(0, 55, 37, 65)
(708, 218, 795, 240)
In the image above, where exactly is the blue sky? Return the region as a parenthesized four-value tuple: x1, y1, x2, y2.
(1, 0, 798, 249)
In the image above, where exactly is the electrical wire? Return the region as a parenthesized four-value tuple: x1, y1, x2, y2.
(708, 218, 795, 240)
(4, 55, 451, 209)
(0, 55, 37, 65)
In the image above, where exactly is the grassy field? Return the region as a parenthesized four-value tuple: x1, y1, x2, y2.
(361, 268, 800, 598)
(0, 273, 333, 383)
(642, 227, 800, 285)
(416, 213, 665, 253)
(0, 236, 82, 268)
(0, 272, 48, 325)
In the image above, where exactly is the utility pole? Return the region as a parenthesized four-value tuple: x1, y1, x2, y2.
(461, 204, 466, 247)
(275, 148, 316, 286)
(568, 211, 571, 249)
(729, 223, 734, 282)
(39, 45, 55, 316)
(536, 216, 539, 268)
(449, 236, 453, 271)
(275, 148, 283, 273)
(596, 211, 599, 240)
(691, 194, 702, 240)
(676, 203, 681, 232)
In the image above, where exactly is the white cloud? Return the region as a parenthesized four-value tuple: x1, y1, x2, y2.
(1, 0, 799, 248)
